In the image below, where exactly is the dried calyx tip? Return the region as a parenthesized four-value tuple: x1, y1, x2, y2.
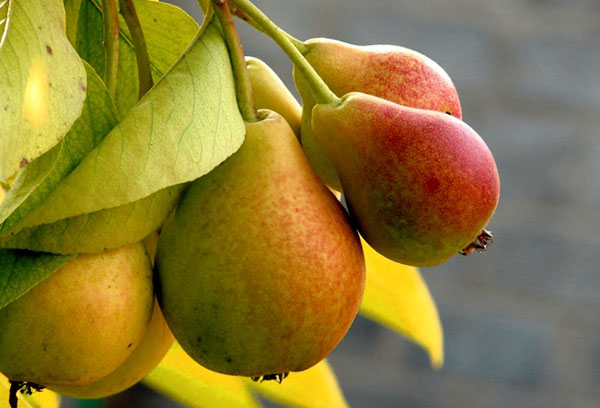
(8, 381, 45, 408)
(459, 229, 493, 256)
(250, 372, 289, 383)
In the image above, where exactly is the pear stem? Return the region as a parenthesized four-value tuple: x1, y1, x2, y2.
(119, 0, 154, 99)
(212, 0, 258, 122)
(101, 0, 119, 97)
(229, 0, 339, 105)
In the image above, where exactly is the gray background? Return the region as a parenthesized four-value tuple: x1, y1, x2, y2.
(72, 0, 600, 407)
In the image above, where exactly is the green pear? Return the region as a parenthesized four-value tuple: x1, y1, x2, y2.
(52, 299, 173, 398)
(155, 110, 365, 378)
(246, 56, 302, 139)
(0, 243, 154, 387)
(294, 38, 462, 191)
(312, 92, 499, 267)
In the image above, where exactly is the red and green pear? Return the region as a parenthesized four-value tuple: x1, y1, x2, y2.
(294, 38, 461, 191)
(312, 92, 499, 267)
(155, 111, 365, 378)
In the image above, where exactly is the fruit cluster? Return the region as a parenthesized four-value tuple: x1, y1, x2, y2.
(0, 0, 499, 405)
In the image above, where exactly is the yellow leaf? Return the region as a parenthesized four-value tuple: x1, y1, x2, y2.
(359, 238, 444, 368)
(143, 342, 261, 408)
(0, 373, 60, 408)
(244, 360, 348, 408)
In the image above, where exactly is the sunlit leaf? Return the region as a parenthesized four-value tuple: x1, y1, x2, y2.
(144, 343, 261, 408)
(0, 62, 118, 236)
(244, 360, 348, 408)
(0, 0, 87, 182)
(78, 0, 200, 116)
(0, 185, 183, 254)
(10, 18, 244, 230)
(359, 238, 444, 368)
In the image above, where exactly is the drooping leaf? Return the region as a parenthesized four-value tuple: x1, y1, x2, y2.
(0, 249, 74, 310)
(359, 238, 444, 368)
(144, 343, 261, 408)
(78, 0, 200, 116)
(0, 0, 87, 182)
(0, 61, 118, 236)
(1, 373, 61, 408)
(9, 18, 244, 230)
(63, 0, 83, 46)
(0, 185, 183, 254)
(244, 360, 349, 408)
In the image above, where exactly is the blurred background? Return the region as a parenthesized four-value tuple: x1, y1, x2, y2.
(66, 0, 600, 407)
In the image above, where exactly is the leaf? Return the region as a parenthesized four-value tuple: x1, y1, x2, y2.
(78, 0, 200, 116)
(0, 185, 183, 254)
(0, 61, 118, 236)
(144, 343, 261, 408)
(63, 0, 82, 46)
(0, 249, 74, 310)
(244, 360, 349, 408)
(1, 373, 61, 408)
(11, 18, 245, 230)
(0, 0, 87, 182)
(359, 237, 444, 368)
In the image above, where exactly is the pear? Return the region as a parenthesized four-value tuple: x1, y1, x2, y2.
(311, 92, 499, 267)
(155, 111, 365, 378)
(246, 56, 302, 138)
(51, 299, 173, 398)
(51, 232, 173, 398)
(0, 243, 154, 387)
(293, 38, 462, 191)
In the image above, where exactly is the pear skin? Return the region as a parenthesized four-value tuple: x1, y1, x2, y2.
(52, 299, 174, 398)
(0, 243, 154, 387)
(246, 56, 302, 138)
(312, 93, 499, 267)
(294, 38, 462, 191)
(155, 111, 365, 377)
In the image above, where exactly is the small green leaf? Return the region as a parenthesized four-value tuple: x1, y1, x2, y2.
(9, 18, 244, 229)
(0, 61, 118, 236)
(78, 0, 200, 116)
(144, 343, 261, 408)
(0, 0, 87, 182)
(0, 185, 184, 254)
(0, 249, 73, 310)
(244, 360, 349, 408)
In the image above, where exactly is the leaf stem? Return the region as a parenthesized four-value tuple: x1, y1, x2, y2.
(101, 0, 119, 97)
(228, 0, 339, 105)
(119, 0, 153, 98)
(212, 0, 258, 122)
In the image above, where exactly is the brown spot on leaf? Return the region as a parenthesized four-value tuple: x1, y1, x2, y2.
(20, 158, 28, 168)
(79, 80, 87, 92)
(45, 45, 53, 55)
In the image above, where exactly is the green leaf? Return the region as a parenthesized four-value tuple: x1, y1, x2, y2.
(78, 0, 200, 116)
(144, 343, 261, 408)
(244, 360, 349, 408)
(0, 0, 87, 182)
(0, 185, 183, 254)
(0, 249, 73, 310)
(359, 238, 444, 368)
(9, 18, 245, 230)
(64, 0, 83, 46)
(0, 61, 118, 235)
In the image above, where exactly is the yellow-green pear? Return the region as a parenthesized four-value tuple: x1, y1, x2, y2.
(0, 243, 154, 387)
(51, 299, 173, 398)
(156, 111, 365, 378)
(246, 56, 301, 138)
